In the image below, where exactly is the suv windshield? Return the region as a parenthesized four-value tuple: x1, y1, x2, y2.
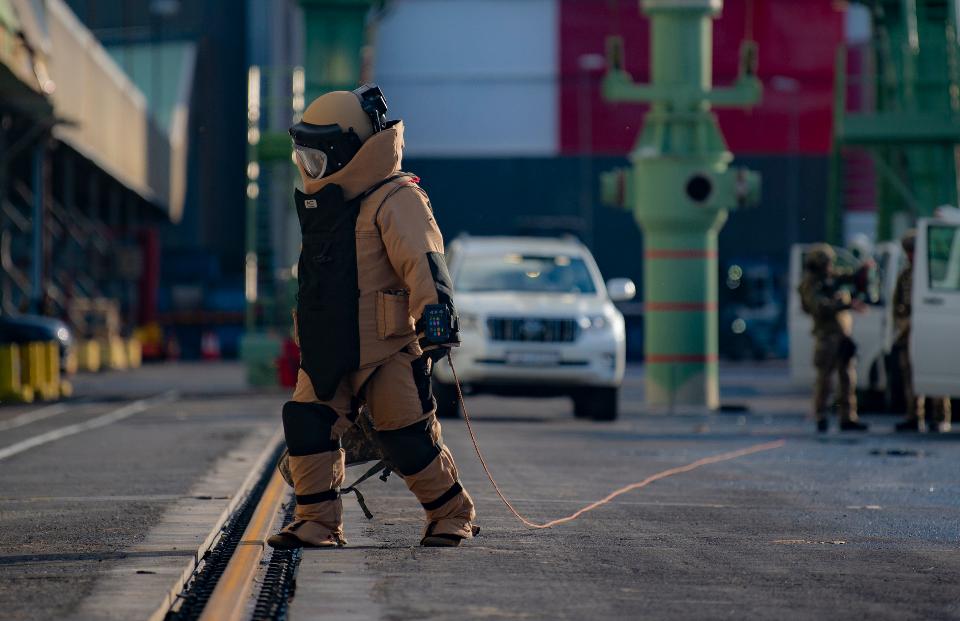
(455, 253, 597, 294)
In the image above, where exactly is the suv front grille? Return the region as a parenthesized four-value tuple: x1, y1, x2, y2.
(486, 317, 579, 343)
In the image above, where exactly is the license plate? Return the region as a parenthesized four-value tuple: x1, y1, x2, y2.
(506, 351, 560, 366)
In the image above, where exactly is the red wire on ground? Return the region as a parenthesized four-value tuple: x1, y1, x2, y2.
(447, 354, 786, 529)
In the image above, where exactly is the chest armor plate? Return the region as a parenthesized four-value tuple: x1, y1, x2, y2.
(295, 183, 361, 400)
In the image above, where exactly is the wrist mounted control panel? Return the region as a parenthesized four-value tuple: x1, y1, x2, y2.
(422, 304, 458, 345)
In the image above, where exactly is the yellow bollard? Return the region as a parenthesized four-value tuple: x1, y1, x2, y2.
(64, 346, 78, 376)
(77, 340, 101, 373)
(97, 339, 109, 370)
(40, 342, 61, 401)
(125, 337, 142, 369)
(20, 342, 47, 400)
(98, 336, 129, 371)
(110, 336, 129, 370)
(0, 343, 34, 403)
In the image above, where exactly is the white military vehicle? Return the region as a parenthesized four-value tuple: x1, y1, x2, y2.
(912, 216, 960, 398)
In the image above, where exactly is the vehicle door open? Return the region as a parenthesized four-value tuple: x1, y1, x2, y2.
(911, 219, 960, 398)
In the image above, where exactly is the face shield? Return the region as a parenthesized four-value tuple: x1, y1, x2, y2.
(293, 144, 328, 179)
(289, 121, 363, 179)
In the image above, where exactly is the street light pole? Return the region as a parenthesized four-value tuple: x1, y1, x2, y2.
(245, 66, 261, 333)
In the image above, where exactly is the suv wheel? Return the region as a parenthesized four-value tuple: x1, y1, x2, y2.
(433, 379, 462, 419)
(572, 387, 619, 421)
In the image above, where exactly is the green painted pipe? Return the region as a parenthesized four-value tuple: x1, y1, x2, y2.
(299, 0, 377, 100)
(602, 0, 761, 409)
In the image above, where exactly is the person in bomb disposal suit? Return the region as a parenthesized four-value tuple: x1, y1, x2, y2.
(798, 244, 869, 433)
(893, 230, 952, 433)
(267, 85, 478, 549)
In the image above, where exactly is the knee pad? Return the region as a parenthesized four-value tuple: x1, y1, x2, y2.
(376, 418, 441, 476)
(282, 401, 340, 456)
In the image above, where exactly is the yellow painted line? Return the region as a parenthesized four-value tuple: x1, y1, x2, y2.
(198, 466, 289, 621)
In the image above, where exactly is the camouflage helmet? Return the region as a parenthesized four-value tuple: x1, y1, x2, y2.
(901, 229, 916, 253)
(804, 243, 835, 271)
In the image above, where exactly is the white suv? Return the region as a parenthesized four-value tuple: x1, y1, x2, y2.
(433, 236, 635, 421)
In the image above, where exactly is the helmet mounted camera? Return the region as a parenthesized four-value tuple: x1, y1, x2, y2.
(353, 83, 388, 133)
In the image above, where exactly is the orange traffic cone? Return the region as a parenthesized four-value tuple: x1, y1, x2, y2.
(201, 331, 222, 361)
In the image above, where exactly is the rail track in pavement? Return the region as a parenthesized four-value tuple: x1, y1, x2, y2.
(151, 432, 300, 621)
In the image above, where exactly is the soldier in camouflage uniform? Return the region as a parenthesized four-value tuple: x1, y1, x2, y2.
(893, 230, 952, 432)
(798, 244, 869, 433)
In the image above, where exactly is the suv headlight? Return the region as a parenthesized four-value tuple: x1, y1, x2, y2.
(578, 315, 607, 330)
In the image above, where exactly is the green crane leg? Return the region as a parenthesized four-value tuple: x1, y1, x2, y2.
(300, 0, 377, 99)
(643, 229, 720, 408)
(601, 0, 761, 410)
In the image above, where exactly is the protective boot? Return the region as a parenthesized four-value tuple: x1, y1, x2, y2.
(422, 523, 481, 547)
(408, 443, 477, 546)
(376, 415, 477, 546)
(267, 447, 346, 550)
(929, 397, 951, 433)
(839, 418, 869, 432)
(895, 417, 921, 433)
(267, 530, 339, 551)
(268, 402, 346, 550)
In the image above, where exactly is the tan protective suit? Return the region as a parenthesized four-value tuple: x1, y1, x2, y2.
(281, 121, 476, 547)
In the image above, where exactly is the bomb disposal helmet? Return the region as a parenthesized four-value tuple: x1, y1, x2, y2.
(289, 84, 390, 179)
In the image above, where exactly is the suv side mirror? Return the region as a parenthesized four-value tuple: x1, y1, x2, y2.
(606, 278, 636, 302)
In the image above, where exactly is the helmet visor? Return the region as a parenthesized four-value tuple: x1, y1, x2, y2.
(294, 144, 328, 179)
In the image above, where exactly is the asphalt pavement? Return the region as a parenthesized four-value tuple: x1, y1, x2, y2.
(292, 362, 960, 621)
(0, 363, 281, 621)
(1, 361, 958, 620)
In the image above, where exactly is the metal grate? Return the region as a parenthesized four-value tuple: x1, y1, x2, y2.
(251, 500, 302, 621)
(167, 443, 286, 621)
(486, 317, 578, 343)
